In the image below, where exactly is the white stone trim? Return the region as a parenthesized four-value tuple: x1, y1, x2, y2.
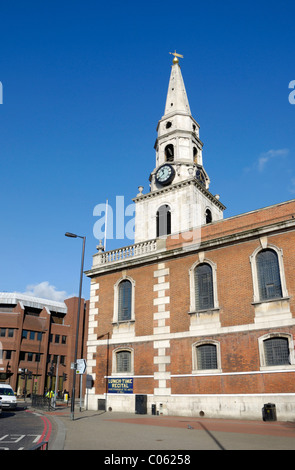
(153, 263, 171, 396)
(87, 280, 100, 388)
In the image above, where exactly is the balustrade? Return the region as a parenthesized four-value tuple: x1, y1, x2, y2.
(93, 239, 158, 266)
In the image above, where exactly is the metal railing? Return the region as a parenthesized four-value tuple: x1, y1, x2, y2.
(31, 394, 53, 411)
(30, 441, 49, 450)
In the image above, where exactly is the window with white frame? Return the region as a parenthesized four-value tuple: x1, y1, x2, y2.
(259, 333, 294, 369)
(193, 340, 221, 373)
(156, 204, 171, 237)
(118, 279, 132, 321)
(113, 276, 135, 324)
(112, 348, 134, 375)
(189, 259, 219, 312)
(205, 208, 212, 224)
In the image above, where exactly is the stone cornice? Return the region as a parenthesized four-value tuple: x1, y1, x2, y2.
(85, 217, 295, 278)
(133, 177, 226, 210)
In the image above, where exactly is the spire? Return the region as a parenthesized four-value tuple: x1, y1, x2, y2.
(153, 52, 207, 188)
(164, 51, 191, 116)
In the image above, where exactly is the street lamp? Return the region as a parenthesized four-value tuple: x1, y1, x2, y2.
(65, 231, 86, 420)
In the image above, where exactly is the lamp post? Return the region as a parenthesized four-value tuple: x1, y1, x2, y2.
(65, 232, 86, 420)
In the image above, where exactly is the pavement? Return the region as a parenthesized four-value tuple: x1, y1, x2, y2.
(26, 401, 295, 451)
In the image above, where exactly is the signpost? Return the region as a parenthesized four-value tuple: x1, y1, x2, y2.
(53, 356, 59, 409)
(76, 359, 86, 411)
(76, 359, 86, 375)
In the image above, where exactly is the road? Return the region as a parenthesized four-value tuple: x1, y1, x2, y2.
(0, 406, 54, 450)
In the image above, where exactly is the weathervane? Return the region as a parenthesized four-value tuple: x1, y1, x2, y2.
(169, 50, 184, 64)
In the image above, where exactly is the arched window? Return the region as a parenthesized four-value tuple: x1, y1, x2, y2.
(193, 147, 198, 163)
(196, 343, 218, 370)
(250, 244, 288, 304)
(205, 209, 212, 224)
(194, 263, 214, 310)
(118, 280, 132, 321)
(259, 333, 294, 368)
(256, 249, 282, 301)
(165, 144, 174, 162)
(263, 337, 290, 366)
(116, 350, 132, 373)
(156, 205, 171, 237)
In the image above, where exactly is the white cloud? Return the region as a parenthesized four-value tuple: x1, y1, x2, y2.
(24, 281, 68, 302)
(258, 148, 289, 171)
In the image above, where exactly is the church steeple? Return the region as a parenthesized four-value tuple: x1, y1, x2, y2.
(133, 54, 225, 244)
(164, 52, 191, 116)
(151, 52, 206, 190)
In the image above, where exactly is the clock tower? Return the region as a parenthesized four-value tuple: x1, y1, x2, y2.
(134, 53, 225, 243)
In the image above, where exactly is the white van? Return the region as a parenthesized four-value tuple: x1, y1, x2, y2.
(0, 384, 17, 410)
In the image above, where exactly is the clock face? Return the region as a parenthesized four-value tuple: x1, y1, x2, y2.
(155, 164, 175, 185)
(196, 168, 206, 186)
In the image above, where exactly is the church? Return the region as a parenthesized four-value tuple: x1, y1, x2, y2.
(85, 53, 295, 420)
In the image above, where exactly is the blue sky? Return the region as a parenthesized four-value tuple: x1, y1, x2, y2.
(0, 0, 294, 301)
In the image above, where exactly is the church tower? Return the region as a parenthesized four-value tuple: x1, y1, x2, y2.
(134, 52, 225, 243)
(86, 52, 295, 421)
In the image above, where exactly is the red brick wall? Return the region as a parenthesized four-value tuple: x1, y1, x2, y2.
(170, 327, 295, 395)
(90, 201, 295, 398)
(93, 265, 156, 339)
(168, 230, 295, 330)
(94, 341, 155, 395)
(167, 199, 295, 250)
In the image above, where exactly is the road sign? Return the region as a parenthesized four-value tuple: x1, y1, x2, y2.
(76, 359, 86, 374)
(86, 374, 94, 389)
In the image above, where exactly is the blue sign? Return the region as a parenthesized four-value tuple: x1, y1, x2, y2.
(108, 377, 133, 394)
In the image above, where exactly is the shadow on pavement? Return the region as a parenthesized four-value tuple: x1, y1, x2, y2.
(197, 421, 226, 450)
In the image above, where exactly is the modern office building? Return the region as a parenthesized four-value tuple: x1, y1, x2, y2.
(0, 292, 89, 398)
